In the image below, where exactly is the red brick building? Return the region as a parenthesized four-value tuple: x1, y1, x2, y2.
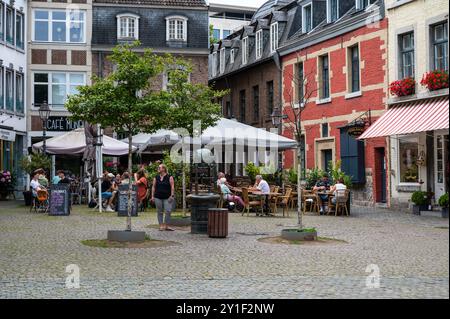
(279, 0, 389, 206)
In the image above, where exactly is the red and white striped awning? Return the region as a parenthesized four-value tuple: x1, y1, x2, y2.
(359, 96, 449, 139)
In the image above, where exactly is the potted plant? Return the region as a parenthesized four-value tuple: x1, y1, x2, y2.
(389, 77, 416, 97)
(420, 70, 449, 91)
(244, 162, 260, 184)
(438, 193, 449, 218)
(411, 191, 428, 215)
(0, 170, 14, 200)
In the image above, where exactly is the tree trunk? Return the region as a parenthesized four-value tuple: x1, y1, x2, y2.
(297, 145, 303, 229)
(127, 133, 133, 231)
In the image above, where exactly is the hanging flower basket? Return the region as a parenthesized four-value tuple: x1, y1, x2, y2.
(389, 77, 416, 97)
(420, 70, 449, 91)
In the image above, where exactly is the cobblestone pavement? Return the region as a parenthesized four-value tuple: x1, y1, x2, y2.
(0, 201, 448, 299)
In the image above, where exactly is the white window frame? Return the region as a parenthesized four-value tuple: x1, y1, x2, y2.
(302, 4, 313, 34)
(219, 48, 226, 74)
(117, 13, 139, 40)
(327, 0, 340, 23)
(230, 48, 235, 64)
(15, 72, 24, 114)
(32, 9, 86, 43)
(165, 15, 188, 42)
(15, 11, 25, 50)
(270, 22, 279, 53)
(212, 52, 217, 77)
(0, 2, 4, 41)
(242, 37, 248, 65)
(397, 135, 421, 186)
(32, 72, 86, 109)
(255, 30, 263, 59)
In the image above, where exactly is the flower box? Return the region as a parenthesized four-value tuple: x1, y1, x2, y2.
(420, 70, 449, 91)
(389, 77, 416, 97)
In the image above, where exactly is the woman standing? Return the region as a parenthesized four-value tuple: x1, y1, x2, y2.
(134, 169, 148, 205)
(151, 164, 175, 231)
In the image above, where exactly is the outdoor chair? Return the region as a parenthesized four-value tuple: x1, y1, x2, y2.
(272, 188, 292, 217)
(328, 189, 350, 216)
(30, 190, 49, 214)
(241, 188, 263, 216)
(302, 190, 320, 215)
(70, 182, 82, 205)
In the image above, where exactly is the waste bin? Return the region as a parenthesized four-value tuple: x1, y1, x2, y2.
(208, 208, 229, 238)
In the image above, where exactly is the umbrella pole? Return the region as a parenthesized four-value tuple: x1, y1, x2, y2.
(182, 139, 187, 216)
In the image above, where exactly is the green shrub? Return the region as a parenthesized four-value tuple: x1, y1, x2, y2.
(304, 168, 324, 189)
(411, 191, 428, 206)
(19, 153, 52, 176)
(244, 162, 260, 183)
(327, 160, 353, 188)
(438, 193, 449, 208)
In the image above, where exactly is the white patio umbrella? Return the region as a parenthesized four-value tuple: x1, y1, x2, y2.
(32, 128, 136, 156)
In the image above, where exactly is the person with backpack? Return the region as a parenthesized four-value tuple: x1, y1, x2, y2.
(151, 164, 175, 231)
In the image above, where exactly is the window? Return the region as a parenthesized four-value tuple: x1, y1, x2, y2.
(253, 86, 259, 122)
(431, 22, 448, 71)
(399, 137, 419, 183)
(302, 4, 312, 33)
(223, 29, 231, 38)
(322, 123, 329, 138)
(6, 5, 13, 45)
(399, 32, 415, 78)
(33, 72, 86, 108)
(255, 30, 263, 59)
(270, 22, 278, 53)
(117, 14, 139, 40)
(267, 81, 274, 115)
(212, 52, 217, 77)
(356, 0, 375, 10)
(297, 62, 304, 104)
(327, 0, 339, 23)
(0, 67, 3, 109)
(349, 45, 360, 92)
(33, 10, 86, 43)
(320, 55, 330, 99)
(242, 37, 248, 65)
(166, 16, 187, 41)
(15, 73, 24, 114)
(0, 2, 4, 41)
(213, 28, 220, 40)
(219, 48, 225, 74)
(230, 49, 235, 64)
(5, 69, 13, 111)
(15, 12, 24, 50)
(239, 90, 246, 122)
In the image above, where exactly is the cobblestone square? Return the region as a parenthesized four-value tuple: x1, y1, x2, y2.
(0, 202, 448, 299)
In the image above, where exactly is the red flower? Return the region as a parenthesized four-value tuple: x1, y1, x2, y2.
(390, 77, 416, 97)
(421, 70, 449, 91)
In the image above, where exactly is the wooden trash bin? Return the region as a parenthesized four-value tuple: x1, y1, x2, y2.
(208, 208, 229, 238)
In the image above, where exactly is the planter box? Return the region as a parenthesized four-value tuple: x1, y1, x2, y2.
(441, 207, 449, 218)
(411, 204, 428, 215)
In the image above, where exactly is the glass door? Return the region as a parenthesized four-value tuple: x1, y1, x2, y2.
(434, 134, 448, 200)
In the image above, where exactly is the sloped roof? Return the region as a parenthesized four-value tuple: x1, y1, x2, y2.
(93, 0, 207, 7)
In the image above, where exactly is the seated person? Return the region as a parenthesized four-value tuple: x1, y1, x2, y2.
(30, 173, 44, 197)
(330, 178, 347, 204)
(34, 168, 49, 188)
(57, 170, 71, 184)
(250, 175, 271, 213)
(313, 173, 331, 214)
(101, 173, 118, 212)
(219, 178, 244, 209)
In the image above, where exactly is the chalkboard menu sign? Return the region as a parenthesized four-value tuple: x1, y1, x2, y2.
(49, 184, 70, 216)
(117, 184, 138, 217)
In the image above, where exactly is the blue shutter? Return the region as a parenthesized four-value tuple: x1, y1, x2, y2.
(340, 128, 365, 184)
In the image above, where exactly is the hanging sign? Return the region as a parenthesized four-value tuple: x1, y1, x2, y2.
(45, 117, 84, 132)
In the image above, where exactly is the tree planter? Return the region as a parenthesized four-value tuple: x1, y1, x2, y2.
(107, 230, 146, 242)
(187, 193, 220, 234)
(441, 207, 449, 218)
(281, 229, 318, 241)
(411, 204, 428, 215)
(169, 216, 191, 227)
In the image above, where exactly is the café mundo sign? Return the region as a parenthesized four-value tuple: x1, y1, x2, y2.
(45, 116, 84, 132)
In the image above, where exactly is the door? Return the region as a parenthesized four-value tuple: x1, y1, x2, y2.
(435, 134, 448, 200)
(375, 147, 387, 203)
(322, 149, 333, 172)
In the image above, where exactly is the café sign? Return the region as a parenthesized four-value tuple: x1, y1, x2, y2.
(0, 128, 16, 142)
(45, 116, 84, 132)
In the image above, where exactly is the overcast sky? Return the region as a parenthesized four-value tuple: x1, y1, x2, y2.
(208, 0, 267, 8)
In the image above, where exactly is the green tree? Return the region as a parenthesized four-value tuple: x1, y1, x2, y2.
(209, 24, 218, 45)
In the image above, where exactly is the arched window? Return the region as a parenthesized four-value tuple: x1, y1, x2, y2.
(117, 14, 139, 40)
(165, 15, 188, 41)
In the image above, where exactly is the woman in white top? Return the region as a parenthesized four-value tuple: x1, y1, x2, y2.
(330, 178, 347, 204)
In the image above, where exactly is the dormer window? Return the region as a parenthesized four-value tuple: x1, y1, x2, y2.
(166, 16, 188, 41)
(230, 49, 235, 64)
(270, 22, 278, 53)
(327, 0, 339, 23)
(302, 4, 313, 33)
(255, 30, 263, 59)
(220, 48, 226, 74)
(212, 52, 218, 77)
(242, 37, 248, 65)
(117, 14, 139, 40)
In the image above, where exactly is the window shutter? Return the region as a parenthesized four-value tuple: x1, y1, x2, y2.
(340, 128, 365, 184)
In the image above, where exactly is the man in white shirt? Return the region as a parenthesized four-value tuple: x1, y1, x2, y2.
(330, 178, 347, 204)
(253, 175, 270, 195)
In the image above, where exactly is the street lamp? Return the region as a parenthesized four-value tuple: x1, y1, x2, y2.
(38, 101, 51, 154)
(271, 106, 287, 187)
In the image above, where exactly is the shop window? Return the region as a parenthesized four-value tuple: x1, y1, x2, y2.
(399, 137, 419, 183)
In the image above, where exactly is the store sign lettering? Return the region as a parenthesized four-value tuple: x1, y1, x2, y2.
(46, 117, 84, 132)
